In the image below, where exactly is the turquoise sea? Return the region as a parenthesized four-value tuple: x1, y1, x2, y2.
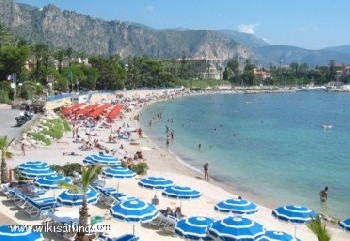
(140, 91, 350, 219)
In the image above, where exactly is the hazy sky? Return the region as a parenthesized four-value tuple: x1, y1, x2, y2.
(16, 0, 350, 50)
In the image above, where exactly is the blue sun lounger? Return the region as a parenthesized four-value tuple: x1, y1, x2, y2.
(24, 196, 60, 217)
(98, 233, 140, 241)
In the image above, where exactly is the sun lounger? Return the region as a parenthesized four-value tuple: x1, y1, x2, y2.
(162, 215, 177, 233)
(145, 212, 168, 228)
(23, 196, 60, 217)
(98, 233, 140, 241)
(95, 186, 118, 206)
(0, 183, 11, 194)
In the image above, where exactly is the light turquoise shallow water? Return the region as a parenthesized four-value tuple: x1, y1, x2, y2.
(140, 91, 350, 218)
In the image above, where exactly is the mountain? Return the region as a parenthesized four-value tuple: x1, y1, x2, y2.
(0, 0, 350, 67)
(0, 0, 256, 60)
(321, 45, 350, 55)
(254, 45, 350, 67)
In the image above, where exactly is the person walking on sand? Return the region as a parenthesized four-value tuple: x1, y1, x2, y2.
(204, 162, 209, 180)
(320, 186, 329, 202)
(166, 135, 170, 146)
(21, 143, 26, 156)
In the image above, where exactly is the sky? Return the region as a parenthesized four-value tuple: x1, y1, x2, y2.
(15, 0, 350, 50)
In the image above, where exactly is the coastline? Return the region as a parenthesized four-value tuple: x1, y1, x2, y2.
(136, 93, 291, 215)
(1, 89, 348, 240)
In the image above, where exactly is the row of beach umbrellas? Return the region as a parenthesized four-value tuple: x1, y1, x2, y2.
(13, 161, 350, 241)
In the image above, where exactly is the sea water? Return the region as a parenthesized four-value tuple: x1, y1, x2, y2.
(140, 91, 350, 219)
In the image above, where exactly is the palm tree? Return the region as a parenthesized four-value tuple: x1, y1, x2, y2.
(308, 215, 331, 241)
(0, 136, 15, 183)
(60, 166, 102, 241)
(55, 50, 65, 73)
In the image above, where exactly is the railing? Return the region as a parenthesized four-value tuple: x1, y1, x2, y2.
(46, 90, 114, 102)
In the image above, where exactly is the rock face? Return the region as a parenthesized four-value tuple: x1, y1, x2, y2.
(1, 0, 350, 66)
(0, 0, 258, 60)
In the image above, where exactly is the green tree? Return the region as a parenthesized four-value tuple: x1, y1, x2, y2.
(0, 44, 30, 80)
(55, 50, 65, 74)
(0, 136, 15, 183)
(30, 43, 50, 83)
(65, 47, 73, 67)
(308, 215, 331, 241)
(89, 55, 126, 90)
(241, 60, 256, 86)
(60, 166, 102, 241)
(328, 60, 335, 82)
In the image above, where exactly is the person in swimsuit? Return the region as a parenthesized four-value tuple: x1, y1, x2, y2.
(319, 186, 328, 202)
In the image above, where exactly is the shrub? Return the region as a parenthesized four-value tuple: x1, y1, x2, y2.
(29, 132, 52, 145)
(19, 87, 33, 100)
(62, 119, 71, 131)
(50, 163, 82, 177)
(0, 90, 10, 103)
(131, 162, 149, 175)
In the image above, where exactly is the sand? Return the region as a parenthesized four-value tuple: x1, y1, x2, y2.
(1, 89, 349, 241)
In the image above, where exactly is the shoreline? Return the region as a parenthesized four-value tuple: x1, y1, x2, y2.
(1, 89, 348, 240)
(136, 93, 288, 214)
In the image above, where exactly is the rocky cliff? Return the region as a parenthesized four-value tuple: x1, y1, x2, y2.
(0, 0, 257, 60)
(1, 0, 350, 66)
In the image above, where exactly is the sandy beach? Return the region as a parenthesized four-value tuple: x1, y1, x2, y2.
(1, 89, 349, 241)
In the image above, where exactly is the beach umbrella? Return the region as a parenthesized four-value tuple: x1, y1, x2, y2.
(83, 153, 121, 166)
(272, 205, 317, 237)
(34, 174, 72, 189)
(18, 161, 49, 171)
(0, 225, 44, 241)
(18, 162, 55, 179)
(214, 198, 259, 215)
(162, 185, 201, 208)
(110, 198, 159, 235)
(257, 230, 300, 241)
(102, 166, 136, 192)
(57, 186, 99, 206)
(340, 218, 350, 231)
(208, 216, 264, 241)
(175, 216, 214, 241)
(138, 176, 174, 190)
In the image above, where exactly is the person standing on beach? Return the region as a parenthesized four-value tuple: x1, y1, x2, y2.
(21, 143, 25, 156)
(198, 143, 202, 150)
(170, 130, 174, 140)
(320, 186, 329, 202)
(204, 162, 209, 180)
(166, 135, 170, 146)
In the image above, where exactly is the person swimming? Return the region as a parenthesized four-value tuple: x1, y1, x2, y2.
(319, 186, 328, 202)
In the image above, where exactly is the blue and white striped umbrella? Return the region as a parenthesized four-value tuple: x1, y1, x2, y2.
(214, 198, 259, 215)
(272, 205, 317, 224)
(162, 185, 201, 199)
(18, 161, 49, 171)
(175, 216, 214, 241)
(102, 166, 136, 179)
(102, 166, 136, 192)
(110, 198, 159, 235)
(257, 231, 301, 241)
(208, 216, 264, 241)
(340, 218, 350, 231)
(34, 174, 72, 189)
(18, 162, 55, 179)
(138, 177, 174, 190)
(83, 153, 121, 166)
(57, 186, 99, 206)
(0, 225, 44, 241)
